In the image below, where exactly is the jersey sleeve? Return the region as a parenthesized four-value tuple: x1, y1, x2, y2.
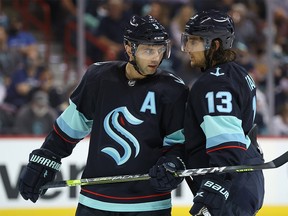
(190, 74, 250, 167)
(161, 77, 189, 158)
(41, 65, 98, 157)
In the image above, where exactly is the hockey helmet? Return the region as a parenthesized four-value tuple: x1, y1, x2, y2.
(181, 10, 235, 52)
(124, 15, 171, 59)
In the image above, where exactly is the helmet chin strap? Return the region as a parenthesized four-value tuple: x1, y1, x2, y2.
(129, 59, 146, 77)
(129, 56, 155, 78)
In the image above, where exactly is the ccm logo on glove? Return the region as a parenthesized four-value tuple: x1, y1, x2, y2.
(203, 180, 229, 200)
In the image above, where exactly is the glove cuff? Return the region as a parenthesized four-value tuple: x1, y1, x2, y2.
(29, 149, 61, 172)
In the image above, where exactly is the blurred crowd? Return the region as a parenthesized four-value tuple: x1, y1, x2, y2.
(0, 0, 288, 136)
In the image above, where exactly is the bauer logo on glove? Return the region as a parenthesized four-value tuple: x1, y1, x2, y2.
(203, 180, 229, 200)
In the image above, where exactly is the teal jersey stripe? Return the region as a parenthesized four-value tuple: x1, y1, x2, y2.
(206, 133, 250, 149)
(163, 129, 185, 146)
(200, 115, 250, 149)
(79, 194, 171, 212)
(56, 100, 93, 139)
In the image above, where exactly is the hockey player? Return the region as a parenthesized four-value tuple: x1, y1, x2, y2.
(181, 10, 265, 216)
(18, 15, 188, 216)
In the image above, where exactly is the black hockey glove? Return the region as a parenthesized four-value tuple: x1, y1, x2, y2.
(190, 176, 231, 216)
(18, 148, 61, 203)
(149, 156, 185, 192)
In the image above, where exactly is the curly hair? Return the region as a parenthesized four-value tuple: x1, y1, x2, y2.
(205, 39, 236, 69)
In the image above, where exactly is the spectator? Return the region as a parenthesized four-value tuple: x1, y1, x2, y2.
(0, 102, 15, 134)
(0, 25, 23, 85)
(170, 4, 196, 85)
(0, 24, 20, 134)
(193, 0, 233, 12)
(255, 87, 269, 135)
(7, 14, 38, 58)
(13, 90, 58, 135)
(170, 4, 194, 51)
(90, 0, 131, 62)
(234, 42, 269, 134)
(0, 1, 8, 30)
(43, 0, 78, 42)
(0, 73, 5, 101)
(247, 64, 269, 135)
(273, 6, 288, 56)
(271, 103, 288, 136)
(275, 77, 288, 114)
(84, 0, 105, 32)
(36, 66, 66, 114)
(4, 50, 45, 109)
(229, 3, 257, 47)
(143, 1, 171, 28)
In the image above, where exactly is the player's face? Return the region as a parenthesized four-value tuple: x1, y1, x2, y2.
(134, 44, 165, 75)
(181, 34, 206, 68)
(181, 33, 206, 52)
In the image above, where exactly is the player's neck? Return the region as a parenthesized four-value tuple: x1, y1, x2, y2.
(125, 63, 145, 80)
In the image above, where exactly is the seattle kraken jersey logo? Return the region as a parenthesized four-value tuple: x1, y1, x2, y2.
(102, 107, 143, 165)
(210, 67, 224, 77)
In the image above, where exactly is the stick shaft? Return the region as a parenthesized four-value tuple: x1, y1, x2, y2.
(42, 174, 150, 189)
(41, 151, 288, 190)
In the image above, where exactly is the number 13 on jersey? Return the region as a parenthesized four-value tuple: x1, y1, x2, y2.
(205, 91, 256, 122)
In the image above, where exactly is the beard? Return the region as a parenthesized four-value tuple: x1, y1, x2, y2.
(190, 59, 205, 68)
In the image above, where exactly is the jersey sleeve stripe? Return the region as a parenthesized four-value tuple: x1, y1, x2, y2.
(207, 145, 247, 153)
(52, 124, 79, 144)
(56, 100, 93, 139)
(200, 115, 251, 149)
(206, 133, 250, 149)
(201, 115, 243, 138)
(163, 129, 185, 146)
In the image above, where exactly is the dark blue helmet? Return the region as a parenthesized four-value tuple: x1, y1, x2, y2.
(183, 10, 235, 50)
(124, 15, 171, 58)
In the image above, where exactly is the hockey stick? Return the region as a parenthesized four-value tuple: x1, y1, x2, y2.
(41, 151, 288, 190)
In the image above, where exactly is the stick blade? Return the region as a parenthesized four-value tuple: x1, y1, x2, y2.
(272, 151, 288, 167)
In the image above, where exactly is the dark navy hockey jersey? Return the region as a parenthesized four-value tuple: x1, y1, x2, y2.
(42, 61, 188, 212)
(184, 62, 264, 214)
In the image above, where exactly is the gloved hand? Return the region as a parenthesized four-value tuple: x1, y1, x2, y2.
(190, 175, 231, 216)
(149, 155, 186, 192)
(18, 148, 61, 203)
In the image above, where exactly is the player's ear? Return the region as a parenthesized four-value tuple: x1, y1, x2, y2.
(212, 40, 220, 51)
(124, 44, 133, 59)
